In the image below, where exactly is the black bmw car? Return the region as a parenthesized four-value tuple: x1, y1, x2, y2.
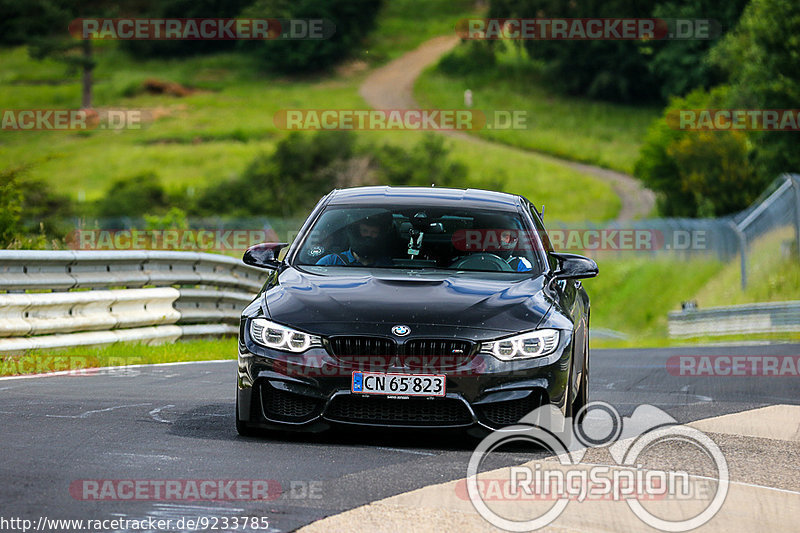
(236, 186, 597, 436)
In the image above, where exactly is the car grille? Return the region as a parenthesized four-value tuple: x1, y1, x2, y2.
(403, 339, 474, 369)
(476, 393, 544, 428)
(324, 396, 473, 426)
(260, 383, 322, 422)
(327, 336, 474, 370)
(328, 336, 397, 356)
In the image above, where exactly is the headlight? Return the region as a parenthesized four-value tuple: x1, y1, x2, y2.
(249, 318, 322, 353)
(480, 329, 560, 360)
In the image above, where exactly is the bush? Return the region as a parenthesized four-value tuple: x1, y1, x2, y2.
(0, 168, 24, 245)
(241, 0, 382, 73)
(196, 131, 358, 217)
(437, 41, 496, 76)
(194, 132, 490, 218)
(96, 172, 170, 219)
(0, 167, 73, 248)
(635, 88, 765, 217)
(374, 134, 469, 188)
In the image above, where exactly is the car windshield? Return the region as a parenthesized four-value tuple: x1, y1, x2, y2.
(294, 205, 543, 275)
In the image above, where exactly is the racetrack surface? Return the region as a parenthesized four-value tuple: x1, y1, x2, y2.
(1, 344, 798, 532)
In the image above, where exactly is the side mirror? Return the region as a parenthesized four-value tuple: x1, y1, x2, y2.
(550, 252, 598, 281)
(243, 242, 288, 269)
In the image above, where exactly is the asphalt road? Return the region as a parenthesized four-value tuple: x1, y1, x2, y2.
(1, 344, 798, 532)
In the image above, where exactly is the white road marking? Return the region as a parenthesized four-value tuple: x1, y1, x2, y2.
(105, 452, 179, 461)
(46, 403, 151, 419)
(149, 404, 176, 424)
(376, 447, 437, 456)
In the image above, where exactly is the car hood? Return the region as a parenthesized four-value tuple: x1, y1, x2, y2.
(260, 267, 554, 339)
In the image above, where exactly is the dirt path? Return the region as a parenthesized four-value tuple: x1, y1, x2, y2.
(359, 36, 656, 222)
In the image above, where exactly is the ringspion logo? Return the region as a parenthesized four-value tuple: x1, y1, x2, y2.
(466, 402, 728, 531)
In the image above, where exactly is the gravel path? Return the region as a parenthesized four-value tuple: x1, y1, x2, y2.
(360, 35, 656, 221)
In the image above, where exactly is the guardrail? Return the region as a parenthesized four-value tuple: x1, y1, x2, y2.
(0, 250, 266, 353)
(668, 301, 800, 338)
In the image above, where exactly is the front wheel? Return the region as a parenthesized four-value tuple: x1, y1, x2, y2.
(235, 391, 259, 437)
(571, 331, 589, 425)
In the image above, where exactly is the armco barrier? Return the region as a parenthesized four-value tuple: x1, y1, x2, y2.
(668, 301, 800, 337)
(0, 250, 266, 353)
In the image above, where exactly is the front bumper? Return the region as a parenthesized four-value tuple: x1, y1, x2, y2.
(236, 329, 574, 433)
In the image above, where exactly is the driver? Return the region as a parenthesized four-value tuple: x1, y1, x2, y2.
(496, 230, 533, 272)
(316, 212, 394, 267)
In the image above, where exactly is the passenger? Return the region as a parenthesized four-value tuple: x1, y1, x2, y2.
(316, 212, 394, 267)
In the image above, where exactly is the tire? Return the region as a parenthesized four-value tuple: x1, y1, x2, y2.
(571, 330, 590, 425)
(235, 391, 259, 437)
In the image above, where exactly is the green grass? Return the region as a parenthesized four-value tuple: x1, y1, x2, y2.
(364, 0, 479, 64)
(587, 227, 800, 347)
(358, 130, 621, 221)
(0, 36, 621, 222)
(584, 256, 723, 340)
(591, 331, 800, 349)
(415, 59, 661, 175)
(0, 338, 236, 376)
(694, 226, 800, 307)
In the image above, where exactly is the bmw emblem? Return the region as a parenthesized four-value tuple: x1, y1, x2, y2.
(391, 325, 411, 337)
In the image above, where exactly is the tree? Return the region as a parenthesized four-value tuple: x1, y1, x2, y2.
(1, 0, 148, 108)
(647, 0, 748, 100)
(710, 0, 800, 179)
(241, 0, 382, 73)
(635, 88, 764, 217)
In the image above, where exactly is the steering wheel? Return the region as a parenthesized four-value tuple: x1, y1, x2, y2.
(449, 253, 514, 272)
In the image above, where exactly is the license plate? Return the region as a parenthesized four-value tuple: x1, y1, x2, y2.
(351, 372, 446, 397)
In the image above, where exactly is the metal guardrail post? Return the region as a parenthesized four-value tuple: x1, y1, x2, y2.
(729, 221, 747, 290)
(791, 174, 800, 261)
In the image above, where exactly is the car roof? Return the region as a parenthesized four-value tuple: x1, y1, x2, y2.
(325, 186, 523, 210)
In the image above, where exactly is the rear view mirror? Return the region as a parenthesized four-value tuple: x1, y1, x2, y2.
(243, 242, 288, 269)
(550, 252, 598, 280)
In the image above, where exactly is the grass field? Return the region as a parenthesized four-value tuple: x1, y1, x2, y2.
(415, 57, 660, 175)
(584, 226, 800, 343)
(584, 256, 723, 340)
(694, 226, 800, 307)
(364, 0, 478, 63)
(0, 338, 236, 377)
(0, 36, 620, 222)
